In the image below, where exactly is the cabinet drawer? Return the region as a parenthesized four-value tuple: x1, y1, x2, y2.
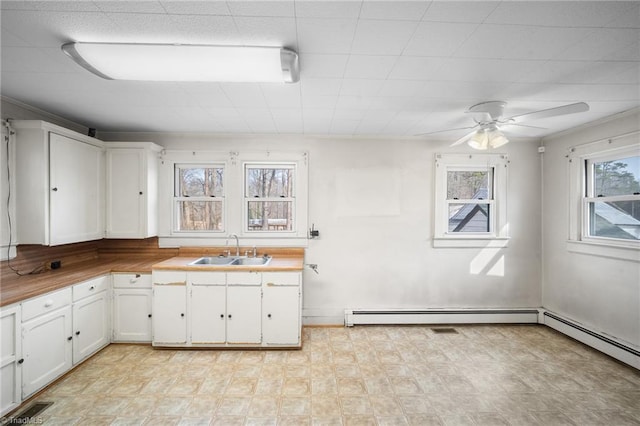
(263, 272, 301, 286)
(113, 273, 152, 289)
(153, 271, 187, 285)
(188, 272, 226, 285)
(73, 275, 109, 302)
(227, 272, 262, 286)
(22, 288, 72, 322)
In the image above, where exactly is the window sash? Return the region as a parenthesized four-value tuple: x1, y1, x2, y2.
(446, 200, 494, 234)
(174, 198, 225, 233)
(173, 163, 226, 234)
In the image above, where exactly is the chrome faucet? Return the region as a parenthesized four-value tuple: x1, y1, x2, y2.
(226, 234, 240, 257)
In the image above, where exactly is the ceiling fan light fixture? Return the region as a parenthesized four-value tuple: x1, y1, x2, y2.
(467, 130, 489, 150)
(61, 42, 300, 83)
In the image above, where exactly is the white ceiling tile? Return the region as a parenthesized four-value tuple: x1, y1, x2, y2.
(343, 55, 398, 79)
(227, 1, 295, 17)
(234, 16, 298, 47)
(339, 79, 385, 97)
(486, 1, 634, 27)
(330, 119, 360, 135)
(299, 54, 349, 78)
(516, 61, 640, 85)
(160, 1, 230, 16)
(419, 81, 509, 102)
(239, 109, 277, 133)
(95, 1, 166, 14)
(296, 18, 357, 54)
(387, 56, 441, 80)
(142, 13, 241, 44)
(301, 95, 338, 109)
(221, 83, 268, 108)
(605, 2, 640, 28)
(301, 78, 343, 97)
(294, 1, 363, 19)
(260, 83, 302, 108)
(360, 1, 429, 21)
(422, 1, 499, 24)
(332, 109, 366, 120)
(404, 22, 478, 57)
(378, 80, 427, 97)
(556, 28, 640, 61)
(335, 95, 373, 110)
(204, 107, 242, 119)
(271, 108, 304, 133)
(430, 58, 535, 83)
(1, 1, 101, 12)
(351, 19, 418, 55)
(178, 83, 234, 108)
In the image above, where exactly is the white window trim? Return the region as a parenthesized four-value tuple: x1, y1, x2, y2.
(433, 153, 509, 248)
(158, 149, 308, 247)
(567, 131, 640, 262)
(172, 162, 226, 235)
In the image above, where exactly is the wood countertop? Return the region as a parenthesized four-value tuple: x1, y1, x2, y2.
(1, 257, 170, 307)
(152, 256, 304, 272)
(1, 250, 304, 307)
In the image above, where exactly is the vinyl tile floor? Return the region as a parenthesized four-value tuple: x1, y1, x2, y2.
(14, 325, 640, 425)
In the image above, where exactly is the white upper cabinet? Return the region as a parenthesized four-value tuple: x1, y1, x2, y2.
(105, 142, 162, 239)
(13, 121, 104, 246)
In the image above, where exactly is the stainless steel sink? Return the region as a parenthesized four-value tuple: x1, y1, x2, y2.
(189, 255, 272, 266)
(189, 256, 235, 265)
(231, 256, 272, 266)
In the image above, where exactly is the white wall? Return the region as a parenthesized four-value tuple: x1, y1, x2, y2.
(103, 131, 542, 324)
(541, 109, 640, 348)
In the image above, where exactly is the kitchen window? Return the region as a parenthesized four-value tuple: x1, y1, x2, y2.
(567, 133, 640, 261)
(434, 153, 509, 247)
(244, 164, 295, 233)
(174, 164, 225, 232)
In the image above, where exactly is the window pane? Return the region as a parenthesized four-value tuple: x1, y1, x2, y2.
(177, 201, 223, 231)
(447, 171, 490, 200)
(177, 167, 223, 197)
(247, 201, 293, 231)
(589, 200, 640, 240)
(448, 203, 490, 232)
(246, 167, 294, 198)
(594, 156, 640, 197)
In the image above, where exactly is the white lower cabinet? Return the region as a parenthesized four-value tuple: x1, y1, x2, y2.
(153, 269, 301, 348)
(0, 304, 22, 416)
(21, 289, 73, 398)
(73, 277, 111, 365)
(152, 271, 187, 344)
(112, 273, 152, 342)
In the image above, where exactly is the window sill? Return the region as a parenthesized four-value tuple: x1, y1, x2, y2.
(433, 237, 510, 248)
(566, 240, 640, 263)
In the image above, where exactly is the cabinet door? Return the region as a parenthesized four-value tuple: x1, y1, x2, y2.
(113, 289, 152, 342)
(191, 285, 226, 344)
(22, 306, 72, 398)
(226, 286, 261, 344)
(1, 305, 21, 416)
(106, 149, 144, 238)
(152, 285, 187, 344)
(262, 286, 300, 345)
(72, 292, 110, 364)
(49, 133, 103, 245)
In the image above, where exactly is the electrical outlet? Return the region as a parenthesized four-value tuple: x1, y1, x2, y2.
(50, 260, 61, 269)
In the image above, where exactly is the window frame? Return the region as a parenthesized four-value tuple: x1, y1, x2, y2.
(433, 153, 509, 248)
(172, 162, 226, 235)
(242, 162, 297, 235)
(567, 132, 640, 261)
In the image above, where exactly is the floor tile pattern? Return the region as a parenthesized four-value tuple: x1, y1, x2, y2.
(17, 325, 640, 425)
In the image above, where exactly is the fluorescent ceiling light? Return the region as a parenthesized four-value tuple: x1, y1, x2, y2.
(61, 42, 299, 83)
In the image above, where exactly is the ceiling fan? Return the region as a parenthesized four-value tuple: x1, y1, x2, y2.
(424, 101, 590, 150)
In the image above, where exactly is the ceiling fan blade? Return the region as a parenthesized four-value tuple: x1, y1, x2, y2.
(503, 122, 547, 130)
(465, 111, 492, 123)
(451, 130, 478, 146)
(508, 102, 589, 124)
(415, 125, 477, 136)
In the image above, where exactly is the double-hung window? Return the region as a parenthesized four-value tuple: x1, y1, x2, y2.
(583, 148, 640, 243)
(568, 133, 640, 259)
(174, 164, 225, 232)
(244, 164, 295, 233)
(434, 153, 508, 247)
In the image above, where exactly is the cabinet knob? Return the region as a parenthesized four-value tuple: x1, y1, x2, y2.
(44, 300, 54, 308)
(67, 336, 73, 341)
(148, 314, 152, 318)
(180, 313, 185, 317)
(17, 358, 24, 364)
(228, 314, 232, 319)
(139, 191, 143, 195)
(267, 314, 272, 318)
(135, 274, 141, 278)
(220, 314, 224, 319)
(89, 286, 95, 291)
(52, 187, 58, 192)
(75, 331, 80, 336)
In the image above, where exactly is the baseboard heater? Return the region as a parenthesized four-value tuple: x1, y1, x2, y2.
(344, 308, 539, 327)
(542, 310, 640, 369)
